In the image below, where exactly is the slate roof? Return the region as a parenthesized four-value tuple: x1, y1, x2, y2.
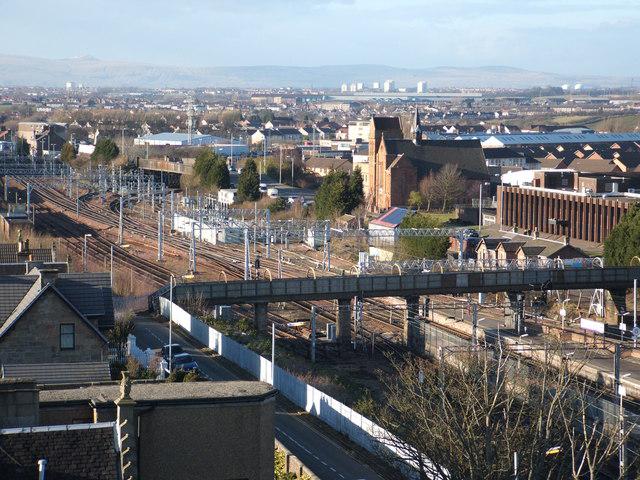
(0, 284, 109, 344)
(382, 138, 489, 180)
(565, 158, 620, 173)
(0, 422, 119, 480)
(0, 244, 54, 264)
(2, 362, 111, 385)
(372, 117, 402, 131)
(0, 275, 39, 323)
(54, 273, 114, 329)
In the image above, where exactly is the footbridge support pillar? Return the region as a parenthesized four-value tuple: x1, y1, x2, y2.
(404, 295, 424, 354)
(507, 292, 525, 335)
(254, 302, 268, 332)
(336, 298, 352, 350)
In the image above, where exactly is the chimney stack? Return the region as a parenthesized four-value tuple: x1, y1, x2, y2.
(116, 372, 138, 480)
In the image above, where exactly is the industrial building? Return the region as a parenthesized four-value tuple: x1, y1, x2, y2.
(134, 133, 248, 156)
(497, 170, 640, 244)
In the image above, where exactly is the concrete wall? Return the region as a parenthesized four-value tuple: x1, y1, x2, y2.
(0, 289, 108, 365)
(0, 379, 39, 428)
(159, 299, 418, 475)
(138, 399, 275, 480)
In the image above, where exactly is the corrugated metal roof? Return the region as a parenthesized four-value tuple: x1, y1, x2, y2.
(456, 132, 640, 146)
(2, 362, 111, 384)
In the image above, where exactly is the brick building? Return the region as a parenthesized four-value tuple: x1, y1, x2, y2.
(367, 110, 488, 211)
(497, 171, 640, 244)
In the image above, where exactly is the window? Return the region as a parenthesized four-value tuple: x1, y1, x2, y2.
(60, 324, 75, 350)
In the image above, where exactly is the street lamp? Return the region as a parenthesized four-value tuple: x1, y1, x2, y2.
(83, 234, 92, 272)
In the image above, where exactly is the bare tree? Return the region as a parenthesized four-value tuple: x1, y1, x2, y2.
(418, 173, 437, 212)
(432, 164, 465, 212)
(370, 346, 634, 480)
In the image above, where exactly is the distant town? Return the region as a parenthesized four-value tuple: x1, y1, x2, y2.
(1, 67, 640, 480)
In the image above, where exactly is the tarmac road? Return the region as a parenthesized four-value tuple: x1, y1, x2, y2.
(133, 315, 385, 480)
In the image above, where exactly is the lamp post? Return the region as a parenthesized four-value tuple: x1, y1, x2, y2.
(83, 234, 92, 272)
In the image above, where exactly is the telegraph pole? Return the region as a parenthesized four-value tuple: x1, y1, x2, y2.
(118, 196, 124, 245)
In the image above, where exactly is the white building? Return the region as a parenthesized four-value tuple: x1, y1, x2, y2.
(349, 83, 357, 92)
(347, 121, 370, 143)
(341, 83, 348, 93)
(356, 82, 364, 91)
(218, 189, 238, 206)
(372, 82, 380, 90)
(383, 80, 395, 93)
(417, 81, 427, 93)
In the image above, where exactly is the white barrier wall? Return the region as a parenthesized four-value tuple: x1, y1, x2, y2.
(173, 214, 218, 244)
(159, 298, 424, 476)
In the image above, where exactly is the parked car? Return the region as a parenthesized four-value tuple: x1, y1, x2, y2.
(161, 343, 184, 362)
(171, 353, 199, 372)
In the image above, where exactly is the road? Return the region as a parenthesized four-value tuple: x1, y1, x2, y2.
(133, 315, 385, 480)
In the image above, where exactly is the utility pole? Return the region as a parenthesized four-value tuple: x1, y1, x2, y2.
(157, 211, 164, 261)
(110, 245, 114, 288)
(266, 208, 271, 259)
(244, 227, 250, 280)
(310, 306, 317, 363)
(472, 303, 478, 348)
(170, 190, 175, 231)
(279, 146, 282, 184)
(189, 221, 197, 273)
(118, 196, 124, 245)
(615, 344, 626, 478)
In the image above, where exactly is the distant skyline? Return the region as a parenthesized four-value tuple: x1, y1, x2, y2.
(3, 0, 640, 76)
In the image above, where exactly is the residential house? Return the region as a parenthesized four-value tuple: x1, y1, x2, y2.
(306, 157, 353, 177)
(0, 378, 277, 480)
(495, 241, 526, 262)
(475, 238, 508, 261)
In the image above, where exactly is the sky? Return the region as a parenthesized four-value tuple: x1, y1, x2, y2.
(2, 0, 640, 75)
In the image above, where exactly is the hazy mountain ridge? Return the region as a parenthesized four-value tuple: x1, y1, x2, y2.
(0, 54, 630, 89)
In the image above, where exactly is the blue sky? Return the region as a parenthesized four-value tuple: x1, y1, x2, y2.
(3, 0, 640, 75)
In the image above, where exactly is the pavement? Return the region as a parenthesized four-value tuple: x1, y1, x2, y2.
(133, 315, 385, 480)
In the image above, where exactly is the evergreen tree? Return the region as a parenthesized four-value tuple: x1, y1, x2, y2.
(237, 158, 260, 201)
(315, 170, 349, 219)
(60, 142, 76, 163)
(194, 149, 230, 189)
(347, 167, 364, 212)
(16, 138, 30, 156)
(207, 158, 230, 189)
(90, 138, 119, 163)
(604, 205, 640, 266)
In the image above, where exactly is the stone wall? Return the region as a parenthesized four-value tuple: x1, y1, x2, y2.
(0, 289, 108, 365)
(0, 379, 39, 428)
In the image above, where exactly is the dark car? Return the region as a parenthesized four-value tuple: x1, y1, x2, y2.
(171, 353, 199, 372)
(161, 343, 184, 362)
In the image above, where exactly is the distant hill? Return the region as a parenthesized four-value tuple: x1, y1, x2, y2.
(0, 54, 631, 89)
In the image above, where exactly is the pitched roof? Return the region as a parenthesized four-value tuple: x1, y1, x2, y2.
(0, 276, 39, 323)
(306, 157, 352, 171)
(0, 244, 54, 264)
(1, 362, 111, 385)
(497, 241, 526, 253)
(0, 422, 119, 480)
(372, 117, 402, 131)
(476, 237, 509, 251)
(54, 273, 114, 328)
(382, 138, 489, 179)
(0, 283, 108, 344)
